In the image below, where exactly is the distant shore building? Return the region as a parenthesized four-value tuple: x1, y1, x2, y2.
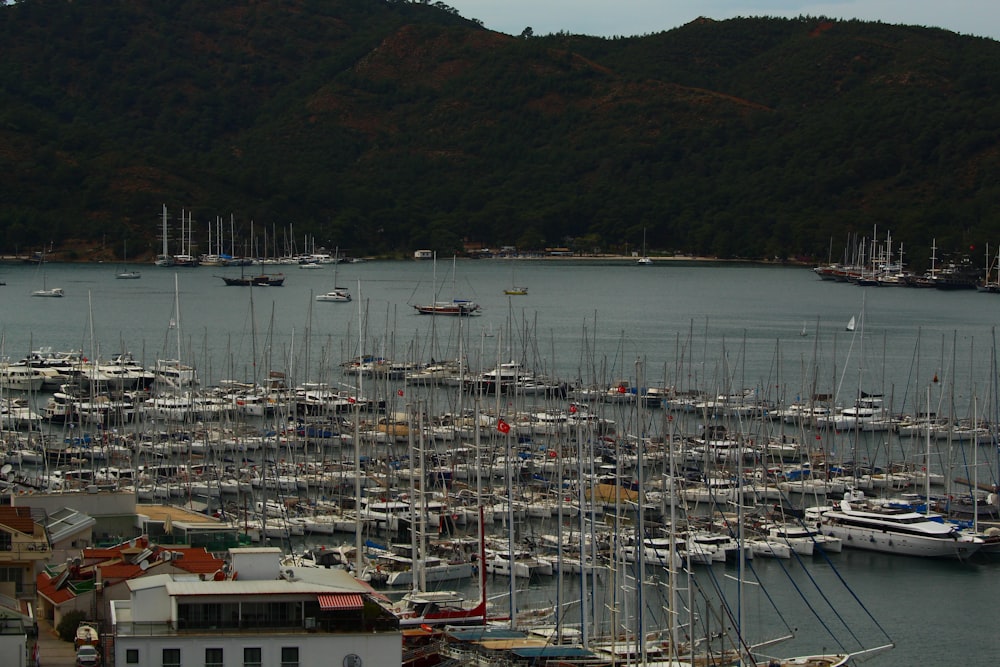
(413, 249, 433, 260)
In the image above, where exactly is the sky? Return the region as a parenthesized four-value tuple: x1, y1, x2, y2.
(442, 1, 1000, 41)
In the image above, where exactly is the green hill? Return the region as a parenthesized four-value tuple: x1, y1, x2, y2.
(2, 0, 998, 267)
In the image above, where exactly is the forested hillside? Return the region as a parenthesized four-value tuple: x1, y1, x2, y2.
(1, 0, 998, 267)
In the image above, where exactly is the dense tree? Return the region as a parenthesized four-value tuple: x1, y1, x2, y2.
(0, 2, 998, 263)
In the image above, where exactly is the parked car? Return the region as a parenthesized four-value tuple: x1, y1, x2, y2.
(75, 644, 101, 667)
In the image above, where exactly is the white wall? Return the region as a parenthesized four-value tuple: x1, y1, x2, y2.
(12, 491, 136, 517)
(129, 586, 171, 623)
(114, 631, 400, 667)
(0, 634, 26, 667)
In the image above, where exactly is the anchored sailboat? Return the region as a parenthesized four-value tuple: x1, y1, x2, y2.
(31, 249, 63, 297)
(503, 257, 528, 295)
(115, 241, 141, 279)
(413, 253, 481, 315)
(316, 248, 352, 302)
(637, 227, 653, 265)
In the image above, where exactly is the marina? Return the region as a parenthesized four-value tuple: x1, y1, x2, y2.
(1, 258, 999, 665)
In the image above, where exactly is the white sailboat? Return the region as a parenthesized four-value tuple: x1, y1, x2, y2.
(115, 241, 141, 279)
(503, 258, 528, 295)
(31, 250, 63, 297)
(637, 227, 653, 265)
(315, 248, 351, 302)
(154, 204, 175, 266)
(845, 315, 856, 331)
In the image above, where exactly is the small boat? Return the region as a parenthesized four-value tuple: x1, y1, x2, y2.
(504, 258, 528, 294)
(115, 241, 141, 279)
(315, 248, 351, 301)
(315, 288, 351, 302)
(637, 227, 653, 264)
(31, 249, 63, 296)
(846, 315, 856, 331)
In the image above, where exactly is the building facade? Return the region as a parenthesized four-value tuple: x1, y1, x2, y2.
(111, 549, 400, 667)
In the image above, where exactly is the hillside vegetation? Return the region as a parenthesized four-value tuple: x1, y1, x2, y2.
(2, 0, 999, 267)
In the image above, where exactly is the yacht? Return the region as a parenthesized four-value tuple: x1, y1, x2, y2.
(815, 395, 895, 431)
(0, 363, 46, 391)
(818, 499, 983, 559)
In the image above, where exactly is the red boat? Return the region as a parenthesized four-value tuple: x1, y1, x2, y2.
(391, 507, 487, 627)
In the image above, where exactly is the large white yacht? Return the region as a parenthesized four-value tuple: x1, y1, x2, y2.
(817, 499, 982, 559)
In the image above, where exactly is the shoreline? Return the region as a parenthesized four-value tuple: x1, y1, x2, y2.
(0, 253, 814, 267)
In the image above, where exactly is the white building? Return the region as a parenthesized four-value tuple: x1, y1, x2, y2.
(110, 548, 400, 667)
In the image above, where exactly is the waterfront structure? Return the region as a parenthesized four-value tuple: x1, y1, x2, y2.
(110, 548, 401, 667)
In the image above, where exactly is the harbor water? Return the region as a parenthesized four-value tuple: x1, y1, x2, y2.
(2, 257, 998, 666)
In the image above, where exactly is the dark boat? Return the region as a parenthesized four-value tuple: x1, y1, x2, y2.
(218, 273, 285, 286)
(413, 299, 480, 315)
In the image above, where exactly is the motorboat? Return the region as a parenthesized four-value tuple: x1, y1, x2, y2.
(315, 287, 351, 302)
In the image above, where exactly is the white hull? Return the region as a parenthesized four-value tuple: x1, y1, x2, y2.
(820, 502, 983, 558)
(821, 522, 980, 558)
(383, 561, 473, 587)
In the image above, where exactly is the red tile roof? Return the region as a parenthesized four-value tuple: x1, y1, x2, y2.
(99, 563, 143, 579)
(36, 573, 74, 605)
(0, 507, 36, 535)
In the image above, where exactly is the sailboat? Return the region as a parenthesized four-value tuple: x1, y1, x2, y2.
(154, 204, 175, 266)
(413, 253, 481, 315)
(315, 248, 352, 302)
(31, 250, 63, 297)
(637, 227, 653, 265)
(846, 315, 856, 331)
(503, 258, 528, 295)
(115, 241, 141, 279)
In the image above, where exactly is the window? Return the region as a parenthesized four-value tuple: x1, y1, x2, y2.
(280, 646, 299, 667)
(0, 567, 23, 594)
(205, 648, 223, 667)
(243, 647, 262, 667)
(0, 532, 11, 551)
(126, 649, 139, 664)
(163, 648, 181, 667)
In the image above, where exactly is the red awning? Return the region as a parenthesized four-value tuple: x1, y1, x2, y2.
(317, 593, 364, 610)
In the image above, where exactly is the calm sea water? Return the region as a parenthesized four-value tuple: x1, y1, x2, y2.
(5, 259, 1000, 400)
(3, 258, 998, 665)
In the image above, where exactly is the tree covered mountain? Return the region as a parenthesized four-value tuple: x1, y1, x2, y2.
(1, 0, 999, 267)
